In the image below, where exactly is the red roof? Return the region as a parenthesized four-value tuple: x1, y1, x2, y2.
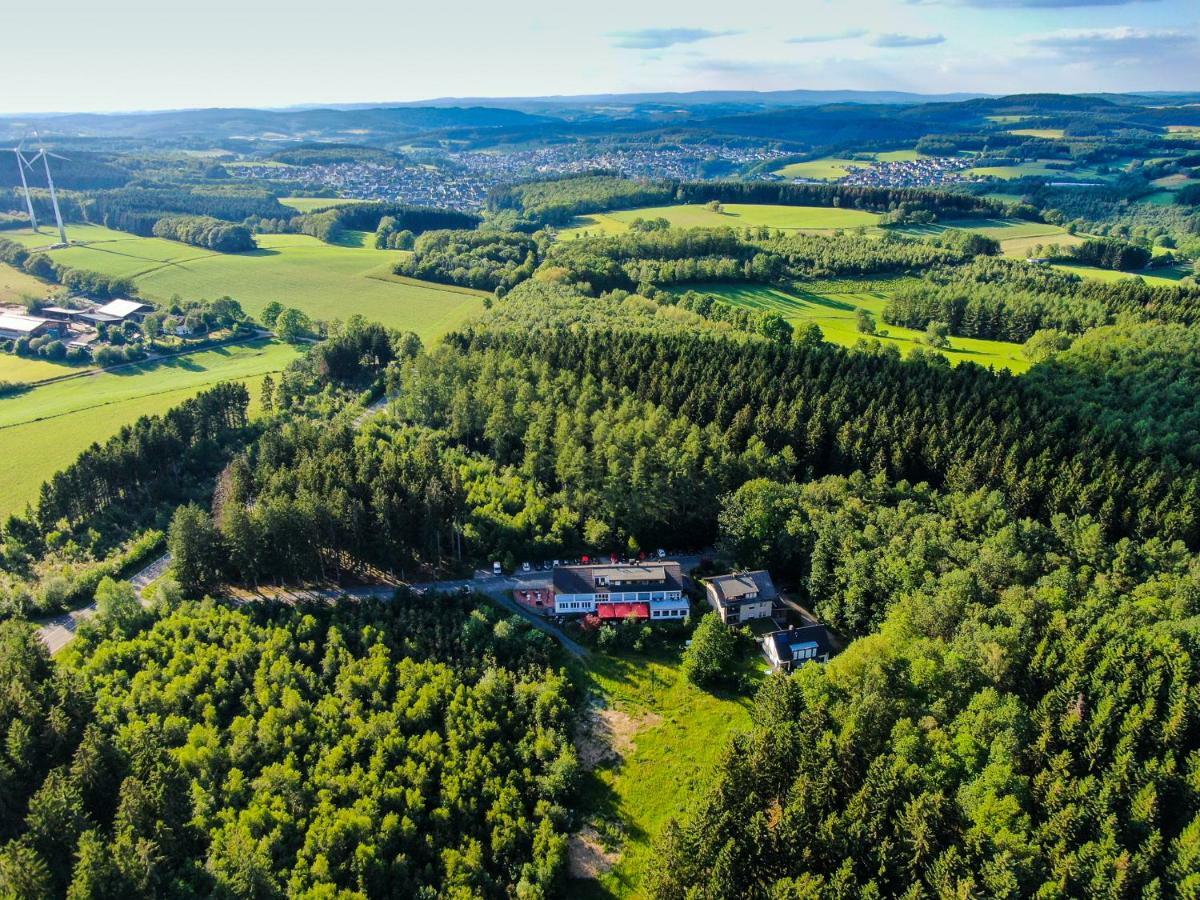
(596, 602, 650, 620)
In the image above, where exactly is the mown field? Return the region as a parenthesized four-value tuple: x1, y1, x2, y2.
(1052, 263, 1193, 287)
(0, 354, 91, 385)
(559, 203, 881, 238)
(0, 339, 301, 518)
(0, 261, 55, 304)
(890, 218, 1082, 256)
(675, 279, 1031, 373)
(772, 149, 921, 181)
(4, 225, 485, 340)
(279, 196, 372, 213)
(572, 650, 757, 898)
(1007, 128, 1066, 140)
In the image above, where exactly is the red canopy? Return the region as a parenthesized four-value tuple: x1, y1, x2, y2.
(596, 602, 650, 620)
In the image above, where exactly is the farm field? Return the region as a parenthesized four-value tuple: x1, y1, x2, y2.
(890, 217, 1079, 255)
(572, 650, 757, 898)
(1052, 263, 1193, 287)
(772, 149, 921, 180)
(1007, 128, 1066, 139)
(0, 339, 301, 518)
(0, 354, 90, 385)
(675, 280, 1031, 373)
(279, 196, 372, 213)
(0, 261, 54, 304)
(3, 226, 485, 340)
(559, 203, 881, 238)
(965, 160, 1075, 179)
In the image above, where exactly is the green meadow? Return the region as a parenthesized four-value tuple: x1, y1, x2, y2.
(573, 650, 757, 898)
(674, 279, 1030, 373)
(0, 339, 302, 518)
(1052, 263, 1193, 288)
(1007, 127, 1066, 139)
(772, 149, 922, 181)
(0, 354, 90, 385)
(5, 225, 485, 341)
(559, 203, 881, 238)
(0, 262, 54, 304)
(278, 196, 372, 213)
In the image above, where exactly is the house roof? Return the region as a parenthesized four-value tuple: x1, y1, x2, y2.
(707, 570, 778, 605)
(553, 561, 683, 595)
(765, 625, 836, 662)
(0, 313, 52, 334)
(596, 602, 650, 620)
(94, 299, 150, 318)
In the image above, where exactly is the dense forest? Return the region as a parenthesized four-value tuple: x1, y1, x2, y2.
(397, 230, 540, 290)
(0, 591, 575, 898)
(882, 256, 1200, 341)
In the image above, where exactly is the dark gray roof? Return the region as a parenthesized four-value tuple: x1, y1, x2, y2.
(553, 561, 683, 594)
(765, 625, 836, 661)
(707, 570, 778, 605)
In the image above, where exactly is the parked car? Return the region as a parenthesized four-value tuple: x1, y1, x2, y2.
(522, 561, 532, 573)
(492, 561, 502, 576)
(657, 548, 667, 559)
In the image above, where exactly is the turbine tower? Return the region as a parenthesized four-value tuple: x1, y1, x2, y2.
(8, 145, 39, 232)
(30, 134, 68, 246)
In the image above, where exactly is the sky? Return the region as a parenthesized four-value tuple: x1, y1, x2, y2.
(4, 0, 1198, 113)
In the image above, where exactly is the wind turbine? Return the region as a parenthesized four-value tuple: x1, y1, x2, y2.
(7, 143, 40, 233)
(29, 133, 68, 246)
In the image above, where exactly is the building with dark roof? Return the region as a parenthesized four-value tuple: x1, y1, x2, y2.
(763, 625, 837, 672)
(552, 561, 688, 621)
(704, 570, 779, 625)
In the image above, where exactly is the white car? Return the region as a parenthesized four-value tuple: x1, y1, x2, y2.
(492, 561, 502, 576)
(522, 561, 532, 573)
(657, 548, 667, 559)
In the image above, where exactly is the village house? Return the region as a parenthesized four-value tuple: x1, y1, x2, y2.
(552, 561, 689, 622)
(763, 624, 836, 672)
(704, 570, 779, 625)
(0, 312, 67, 341)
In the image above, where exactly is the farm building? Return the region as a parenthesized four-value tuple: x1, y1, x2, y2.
(0, 313, 66, 341)
(763, 624, 837, 672)
(552, 561, 689, 621)
(704, 570, 779, 625)
(74, 299, 152, 326)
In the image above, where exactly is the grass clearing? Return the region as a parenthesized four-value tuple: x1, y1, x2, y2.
(772, 149, 921, 181)
(0, 339, 302, 518)
(572, 649, 758, 898)
(675, 280, 1030, 373)
(1007, 128, 1066, 139)
(559, 203, 881, 239)
(1052, 263, 1193, 288)
(0, 262, 55, 304)
(2, 226, 485, 342)
(965, 161, 1071, 179)
(278, 197, 373, 213)
(0, 355, 91, 385)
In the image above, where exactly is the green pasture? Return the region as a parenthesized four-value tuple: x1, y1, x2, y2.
(573, 649, 757, 898)
(559, 204, 881, 238)
(890, 217, 1078, 256)
(0, 354, 91, 385)
(1007, 128, 1066, 140)
(675, 280, 1030, 373)
(1052, 263, 1193, 288)
(3, 226, 485, 341)
(0, 340, 301, 518)
(0, 262, 54, 304)
(1166, 125, 1200, 138)
(966, 161, 1071, 179)
(278, 197, 372, 213)
(772, 149, 921, 181)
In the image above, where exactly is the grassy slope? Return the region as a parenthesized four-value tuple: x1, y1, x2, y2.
(574, 650, 757, 898)
(559, 204, 881, 239)
(4, 226, 484, 341)
(278, 197, 372, 213)
(0, 355, 91, 385)
(679, 280, 1030, 373)
(0, 340, 301, 518)
(0, 262, 54, 304)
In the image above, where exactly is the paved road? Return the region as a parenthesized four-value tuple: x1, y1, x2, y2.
(37, 552, 172, 655)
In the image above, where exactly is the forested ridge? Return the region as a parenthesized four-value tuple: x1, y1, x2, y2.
(0, 592, 576, 898)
